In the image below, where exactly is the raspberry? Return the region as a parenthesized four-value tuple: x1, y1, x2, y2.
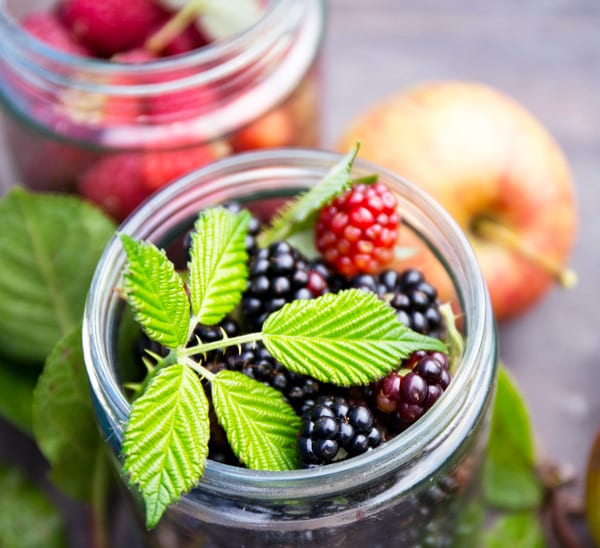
(20, 11, 92, 55)
(241, 241, 328, 329)
(78, 145, 218, 220)
(315, 182, 399, 277)
(58, 0, 164, 56)
(350, 268, 445, 339)
(372, 351, 452, 429)
(298, 395, 383, 466)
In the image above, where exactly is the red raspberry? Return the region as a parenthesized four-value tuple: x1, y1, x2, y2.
(78, 145, 218, 220)
(315, 182, 400, 277)
(20, 11, 91, 56)
(58, 0, 164, 56)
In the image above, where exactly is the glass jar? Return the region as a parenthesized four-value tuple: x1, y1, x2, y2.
(0, 0, 325, 220)
(82, 149, 498, 547)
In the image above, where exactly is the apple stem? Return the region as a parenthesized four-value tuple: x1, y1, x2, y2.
(145, 0, 207, 54)
(472, 217, 578, 288)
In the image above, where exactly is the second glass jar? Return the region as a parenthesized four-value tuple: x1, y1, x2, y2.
(0, 0, 325, 220)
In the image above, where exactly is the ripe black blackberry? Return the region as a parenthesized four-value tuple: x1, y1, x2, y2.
(189, 317, 241, 367)
(350, 268, 445, 339)
(224, 341, 332, 414)
(372, 350, 452, 431)
(297, 395, 383, 466)
(241, 241, 327, 329)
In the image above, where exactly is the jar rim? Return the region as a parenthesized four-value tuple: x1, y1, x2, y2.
(0, 0, 300, 75)
(82, 147, 497, 501)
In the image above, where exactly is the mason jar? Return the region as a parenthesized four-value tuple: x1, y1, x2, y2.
(82, 148, 498, 547)
(0, 0, 325, 220)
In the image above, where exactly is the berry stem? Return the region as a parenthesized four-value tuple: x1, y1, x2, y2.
(472, 217, 578, 288)
(145, 0, 207, 54)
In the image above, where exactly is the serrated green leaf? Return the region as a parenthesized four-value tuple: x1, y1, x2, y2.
(211, 370, 300, 470)
(0, 187, 115, 363)
(123, 363, 210, 529)
(0, 465, 66, 548)
(121, 234, 190, 349)
(188, 207, 250, 325)
(484, 512, 545, 548)
(262, 289, 446, 385)
(483, 365, 543, 510)
(258, 143, 360, 246)
(32, 325, 107, 501)
(0, 359, 37, 434)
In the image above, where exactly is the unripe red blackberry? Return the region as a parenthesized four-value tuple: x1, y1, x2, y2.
(315, 182, 399, 277)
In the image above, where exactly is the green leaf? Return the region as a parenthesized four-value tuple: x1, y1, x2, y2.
(188, 207, 250, 325)
(262, 289, 446, 385)
(258, 143, 360, 246)
(484, 512, 545, 548)
(0, 465, 66, 548)
(0, 359, 37, 434)
(483, 365, 543, 510)
(211, 370, 300, 470)
(121, 234, 190, 349)
(0, 187, 116, 363)
(32, 325, 107, 501)
(123, 363, 210, 529)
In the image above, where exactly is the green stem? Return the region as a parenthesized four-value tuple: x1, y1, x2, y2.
(180, 331, 263, 359)
(145, 0, 207, 54)
(90, 450, 110, 548)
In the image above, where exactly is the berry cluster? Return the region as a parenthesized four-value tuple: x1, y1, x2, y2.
(297, 396, 383, 466)
(241, 241, 328, 329)
(372, 351, 452, 429)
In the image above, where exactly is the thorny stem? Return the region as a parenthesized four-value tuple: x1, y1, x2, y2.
(180, 331, 264, 359)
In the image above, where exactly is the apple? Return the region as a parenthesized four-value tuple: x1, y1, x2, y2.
(337, 81, 578, 321)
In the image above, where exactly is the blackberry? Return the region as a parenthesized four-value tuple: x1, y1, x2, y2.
(241, 241, 327, 328)
(225, 341, 329, 414)
(298, 395, 383, 466)
(350, 268, 444, 339)
(372, 351, 452, 429)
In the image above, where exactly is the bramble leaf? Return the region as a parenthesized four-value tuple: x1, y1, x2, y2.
(0, 360, 36, 434)
(188, 207, 250, 325)
(259, 143, 360, 246)
(0, 187, 115, 363)
(211, 370, 300, 470)
(483, 365, 543, 510)
(120, 234, 190, 349)
(0, 465, 66, 548)
(123, 364, 210, 529)
(262, 289, 446, 385)
(484, 511, 545, 548)
(32, 326, 107, 501)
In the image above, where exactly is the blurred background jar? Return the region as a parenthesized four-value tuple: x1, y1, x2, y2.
(0, 0, 325, 220)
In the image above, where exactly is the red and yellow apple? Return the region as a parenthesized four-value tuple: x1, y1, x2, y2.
(337, 81, 578, 321)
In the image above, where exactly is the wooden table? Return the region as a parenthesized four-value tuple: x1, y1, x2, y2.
(1, 0, 598, 545)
